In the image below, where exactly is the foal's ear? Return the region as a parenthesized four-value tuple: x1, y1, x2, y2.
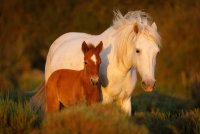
(82, 41, 89, 54)
(96, 41, 103, 53)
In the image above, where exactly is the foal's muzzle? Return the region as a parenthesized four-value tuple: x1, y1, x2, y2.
(141, 80, 156, 92)
(90, 76, 99, 86)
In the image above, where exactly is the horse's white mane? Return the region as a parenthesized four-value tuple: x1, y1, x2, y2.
(112, 10, 161, 65)
(113, 10, 152, 28)
(113, 10, 161, 46)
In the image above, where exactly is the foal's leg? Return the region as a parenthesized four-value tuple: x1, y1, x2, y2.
(90, 96, 100, 105)
(46, 86, 60, 112)
(88, 90, 100, 105)
(46, 97, 60, 112)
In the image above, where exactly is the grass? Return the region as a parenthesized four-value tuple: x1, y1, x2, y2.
(0, 74, 199, 134)
(0, 96, 38, 134)
(0, 88, 199, 134)
(36, 104, 148, 134)
(134, 109, 200, 134)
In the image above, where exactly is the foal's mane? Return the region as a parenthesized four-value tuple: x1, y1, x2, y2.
(112, 11, 161, 64)
(87, 44, 95, 50)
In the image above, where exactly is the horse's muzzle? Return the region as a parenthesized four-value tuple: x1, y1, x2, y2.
(141, 80, 156, 92)
(90, 76, 99, 86)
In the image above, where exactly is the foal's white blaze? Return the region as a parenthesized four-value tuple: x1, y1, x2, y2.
(91, 54, 97, 64)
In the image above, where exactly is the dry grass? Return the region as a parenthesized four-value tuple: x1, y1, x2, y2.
(0, 86, 200, 134)
(35, 104, 148, 134)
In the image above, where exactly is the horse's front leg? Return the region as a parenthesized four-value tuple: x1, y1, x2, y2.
(119, 97, 132, 116)
(101, 87, 114, 104)
(119, 68, 137, 116)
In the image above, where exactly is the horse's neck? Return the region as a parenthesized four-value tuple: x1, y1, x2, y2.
(98, 27, 116, 47)
(100, 27, 115, 38)
(100, 26, 134, 72)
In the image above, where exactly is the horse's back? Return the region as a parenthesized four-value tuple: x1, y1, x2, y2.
(49, 32, 91, 54)
(45, 32, 95, 81)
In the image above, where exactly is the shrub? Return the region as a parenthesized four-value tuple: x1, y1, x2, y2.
(36, 104, 149, 134)
(0, 96, 38, 134)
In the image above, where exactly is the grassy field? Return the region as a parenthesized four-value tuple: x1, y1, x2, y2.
(0, 75, 199, 134)
(0, 74, 199, 134)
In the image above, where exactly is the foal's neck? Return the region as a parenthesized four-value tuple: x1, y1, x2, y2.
(80, 69, 93, 89)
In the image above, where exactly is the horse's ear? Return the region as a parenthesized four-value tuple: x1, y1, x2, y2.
(96, 41, 103, 53)
(82, 41, 89, 54)
(133, 24, 139, 34)
(151, 22, 157, 30)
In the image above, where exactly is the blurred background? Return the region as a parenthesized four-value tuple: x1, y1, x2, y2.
(0, 0, 199, 100)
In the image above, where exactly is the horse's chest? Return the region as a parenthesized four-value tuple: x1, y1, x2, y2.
(105, 75, 127, 96)
(101, 66, 134, 99)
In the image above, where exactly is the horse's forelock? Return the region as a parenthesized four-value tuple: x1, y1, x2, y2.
(138, 23, 161, 48)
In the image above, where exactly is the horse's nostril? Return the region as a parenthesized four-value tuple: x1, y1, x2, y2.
(153, 81, 156, 87)
(150, 80, 156, 88)
(142, 81, 146, 86)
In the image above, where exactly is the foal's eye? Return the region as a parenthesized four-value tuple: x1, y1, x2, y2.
(136, 49, 140, 53)
(84, 61, 87, 65)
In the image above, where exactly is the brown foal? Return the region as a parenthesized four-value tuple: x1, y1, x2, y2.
(45, 41, 103, 112)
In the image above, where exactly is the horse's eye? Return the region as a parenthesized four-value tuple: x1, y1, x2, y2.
(84, 61, 87, 65)
(136, 49, 140, 53)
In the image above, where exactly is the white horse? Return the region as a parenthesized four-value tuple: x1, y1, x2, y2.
(33, 11, 161, 115)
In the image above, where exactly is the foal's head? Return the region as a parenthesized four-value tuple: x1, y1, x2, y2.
(82, 41, 103, 85)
